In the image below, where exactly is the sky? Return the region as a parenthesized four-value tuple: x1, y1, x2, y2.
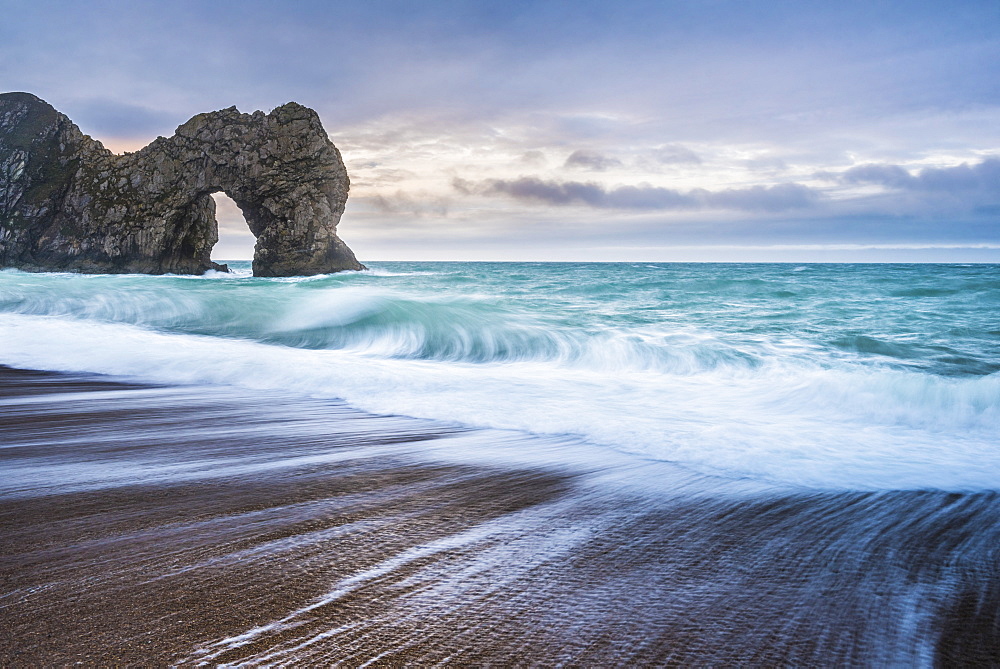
(3, 0, 999, 262)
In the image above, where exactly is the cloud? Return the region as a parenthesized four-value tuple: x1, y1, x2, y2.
(4, 1, 999, 261)
(838, 158, 1000, 193)
(365, 191, 450, 217)
(564, 149, 623, 171)
(454, 176, 608, 206)
(453, 176, 819, 212)
(743, 156, 787, 172)
(701, 183, 819, 212)
(918, 158, 1000, 192)
(520, 150, 547, 166)
(651, 144, 702, 165)
(839, 163, 914, 189)
(345, 166, 418, 189)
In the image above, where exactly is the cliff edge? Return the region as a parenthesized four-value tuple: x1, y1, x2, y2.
(0, 92, 363, 276)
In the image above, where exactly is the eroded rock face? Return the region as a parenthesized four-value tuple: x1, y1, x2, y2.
(0, 92, 363, 275)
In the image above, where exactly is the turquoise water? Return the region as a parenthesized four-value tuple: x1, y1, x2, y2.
(2, 262, 997, 490)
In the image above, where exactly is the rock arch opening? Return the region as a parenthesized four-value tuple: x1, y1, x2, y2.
(210, 192, 256, 265)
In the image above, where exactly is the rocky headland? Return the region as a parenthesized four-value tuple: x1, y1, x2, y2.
(0, 92, 363, 276)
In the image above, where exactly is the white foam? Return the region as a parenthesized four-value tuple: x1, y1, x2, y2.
(1, 313, 997, 491)
(361, 267, 439, 277)
(197, 267, 253, 279)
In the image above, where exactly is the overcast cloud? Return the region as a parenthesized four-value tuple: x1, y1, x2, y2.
(564, 150, 623, 171)
(838, 159, 1000, 194)
(2, 0, 999, 260)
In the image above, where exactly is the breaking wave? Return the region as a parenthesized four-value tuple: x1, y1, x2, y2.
(1, 261, 998, 490)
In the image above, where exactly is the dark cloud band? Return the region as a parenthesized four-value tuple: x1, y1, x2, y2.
(837, 158, 1000, 194)
(453, 176, 818, 212)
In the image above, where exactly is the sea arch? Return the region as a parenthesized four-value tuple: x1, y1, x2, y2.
(0, 93, 363, 276)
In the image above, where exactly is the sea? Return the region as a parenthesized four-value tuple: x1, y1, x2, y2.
(1, 261, 997, 490)
(2, 261, 999, 663)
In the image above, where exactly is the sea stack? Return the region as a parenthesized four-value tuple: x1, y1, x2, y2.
(0, 92, 363, 276)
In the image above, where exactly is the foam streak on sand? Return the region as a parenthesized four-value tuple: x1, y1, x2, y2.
(2, 367, 1000, 665)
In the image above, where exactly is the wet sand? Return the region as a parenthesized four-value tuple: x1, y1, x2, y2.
(2, 366, 999, 665)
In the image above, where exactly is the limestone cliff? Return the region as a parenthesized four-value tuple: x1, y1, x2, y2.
(0, 92, 363, 276)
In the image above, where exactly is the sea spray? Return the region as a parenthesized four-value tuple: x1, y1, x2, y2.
(1, 261, 997, 490)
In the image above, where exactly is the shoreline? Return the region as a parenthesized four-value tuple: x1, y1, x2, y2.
(0, 366, 578, 664)
(2, 366, 999, 664)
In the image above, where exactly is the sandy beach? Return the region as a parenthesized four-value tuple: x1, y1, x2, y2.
(2, 365, 999, 665)
(1, 367, 574, 664)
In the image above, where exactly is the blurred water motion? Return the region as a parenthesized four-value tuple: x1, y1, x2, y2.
(2, 367, 998, 665)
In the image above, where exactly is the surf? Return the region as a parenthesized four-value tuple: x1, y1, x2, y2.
(1, 261, 997, 491)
